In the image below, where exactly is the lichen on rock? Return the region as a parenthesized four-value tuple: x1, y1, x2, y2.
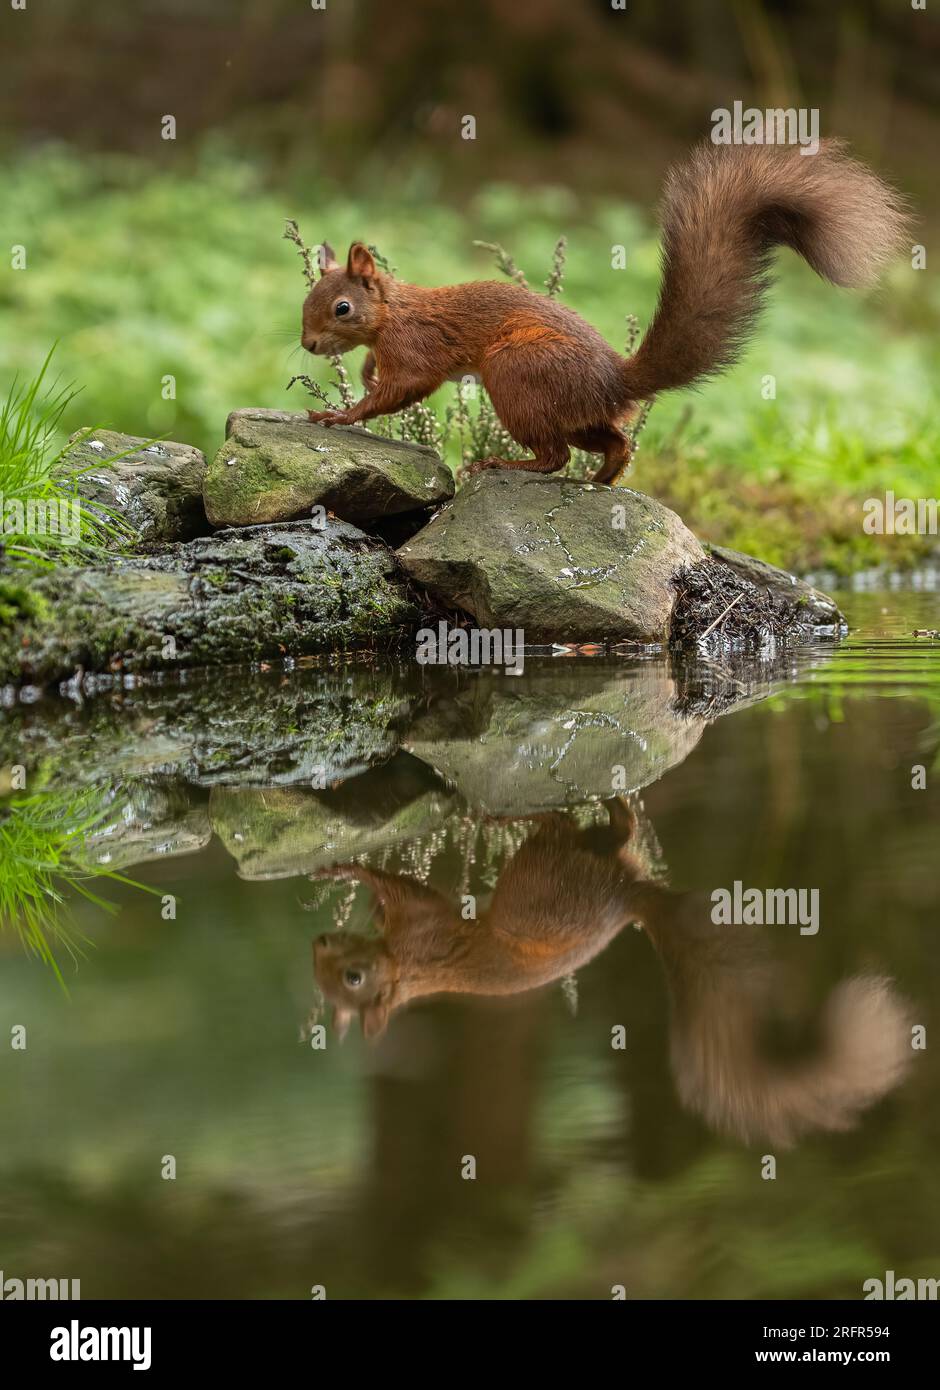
(0, 519, 420, 686)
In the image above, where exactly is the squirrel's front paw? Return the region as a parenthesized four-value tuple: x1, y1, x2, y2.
(307, 409, 349, 427)
(465, 456, 506, 476)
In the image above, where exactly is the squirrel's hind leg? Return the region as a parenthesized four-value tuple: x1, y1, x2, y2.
(465, 442, 569, 477)
(569, 425, 632, 486)
(477, 355, 572, 476)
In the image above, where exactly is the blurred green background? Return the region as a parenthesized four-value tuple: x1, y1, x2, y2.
(1, 0, 938, 572)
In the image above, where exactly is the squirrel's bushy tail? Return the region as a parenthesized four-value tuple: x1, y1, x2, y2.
(622, 140, 909, 401)
(667, 967, 913, 1149)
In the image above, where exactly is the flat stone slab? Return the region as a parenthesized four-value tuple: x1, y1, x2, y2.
(204, 409, 454, 528)
(0, 519, 418, 686)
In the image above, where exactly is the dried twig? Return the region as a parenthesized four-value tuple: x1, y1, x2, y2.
(287, 374, 332, 407)
(699, 593, 743, 641)
(625, 313, 640, 354)
(627, 400, 654, 452)
(472, 240, 528, 288)
(283, 219, 318, 291)
(545, 237, 567, 297)
(331, 357, 356, 409)
(367, 244, 397, 275)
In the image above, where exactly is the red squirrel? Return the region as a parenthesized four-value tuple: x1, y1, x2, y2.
(300, 140, 907, 484)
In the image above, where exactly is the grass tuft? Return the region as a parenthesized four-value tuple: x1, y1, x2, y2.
(0, 348, 134, 566)
(0, 787, 152, 988)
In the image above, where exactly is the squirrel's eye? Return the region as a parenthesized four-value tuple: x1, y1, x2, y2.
(343, 968, 364, 988)
(334, 301, 352, 318)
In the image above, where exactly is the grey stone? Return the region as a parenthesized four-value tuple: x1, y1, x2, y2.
(204, 410, 454, 528)
(398, 471, 706, 644)
(60, 428, 207, 542)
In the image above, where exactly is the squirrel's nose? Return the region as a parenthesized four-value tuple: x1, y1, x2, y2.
(303, 336, 318, 354)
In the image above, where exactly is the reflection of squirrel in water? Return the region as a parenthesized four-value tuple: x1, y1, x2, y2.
(314, 798, 646, 1038)
(300, 142, 906, 484)
(627, 882, 912, 1146)
(314, 799, 912, 1146)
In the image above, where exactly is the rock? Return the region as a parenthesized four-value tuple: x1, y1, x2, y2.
(210, 754, 453, 880)
(0, 665, 420, 790)
(59, 428, 207, 542)
(398, 472, 705, 644)
(704, 543, 845, 627)
(78, 780, 212, 871)
(404, 664, 706, 814)
(204, 410, 454, 531)
(0, 519, 419, 686)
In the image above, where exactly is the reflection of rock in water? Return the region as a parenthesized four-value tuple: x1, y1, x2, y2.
(76, 779, 211, 871)
(3, 647, 783, 821)
(0, 662, 418, 792)
(210, 754, 455, 881)
(406, 664, 707, 814)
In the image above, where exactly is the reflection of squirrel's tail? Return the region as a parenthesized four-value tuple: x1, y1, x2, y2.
(621, 141, 909, 401)
(672, 973, 913, 1148)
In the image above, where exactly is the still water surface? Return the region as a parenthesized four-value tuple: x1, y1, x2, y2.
(1, 588, 938, 1299)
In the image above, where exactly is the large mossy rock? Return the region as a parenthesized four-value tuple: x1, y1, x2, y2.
(398, 472, 705, 643)
(0, 520, 419, 686)
(203, 409, 454, 529)
(59, 428, 208, 542)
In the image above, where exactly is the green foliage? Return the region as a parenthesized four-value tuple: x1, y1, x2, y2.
(0, 348, 132, 565)
(0, 787, 149, 988)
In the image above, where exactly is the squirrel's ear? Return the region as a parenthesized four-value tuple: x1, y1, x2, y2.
(360, 994, 390, 1041)
(318, 242, 339, 275)
(331, 1005, 354, 1042)
(347, 242, 376, 281)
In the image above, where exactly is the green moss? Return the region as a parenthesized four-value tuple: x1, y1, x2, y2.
(0, 579, 51, 627)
